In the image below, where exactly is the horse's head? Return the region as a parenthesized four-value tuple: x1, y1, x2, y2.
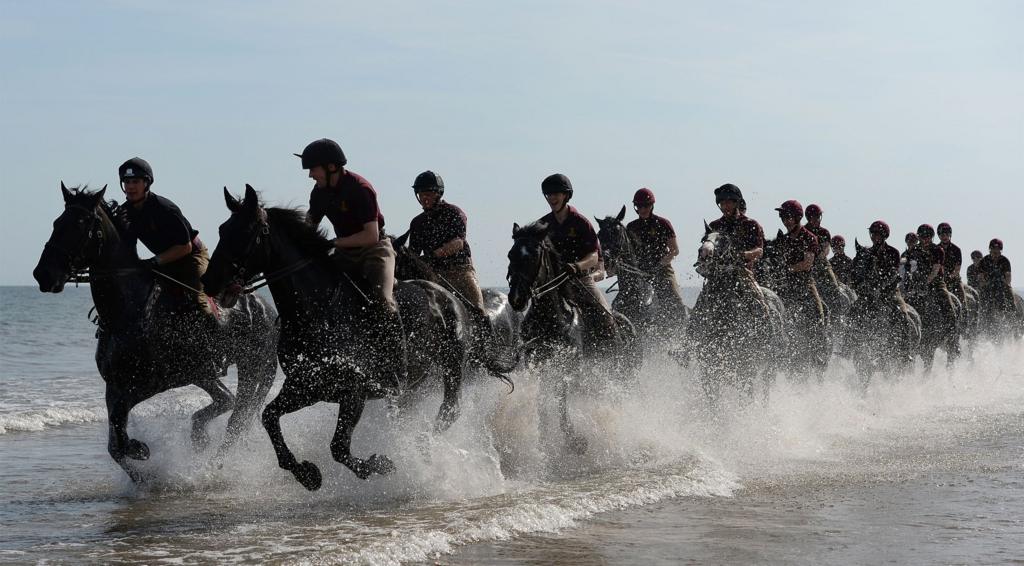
(595, 205, 629, 270)
(849, 239, 893, 299)
(202, 184, 269, 306)
(754, 229, 787, 284)
(507, 221, 555, 311)
(695, 222, 741, 278)
(391, 231, 435, 282)
(34, 183, 112, 293)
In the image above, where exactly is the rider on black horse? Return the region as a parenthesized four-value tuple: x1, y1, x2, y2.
(626, 187, 688, 319)
(118, 157, 215, 320)
(708, 183, 765, 272)
(829, 235, 853, 285)
(977, 238, 1014, 322)
(865, 220, 913, 319)
(406, 170, 498, 365)
(538, 173, 617, 341)
(804, 204, 844, 322)
(298, 138, 405, 397)
(774, 200, 828, 361)
(966, 249, 983, 289)
(937, 222, 966, 306)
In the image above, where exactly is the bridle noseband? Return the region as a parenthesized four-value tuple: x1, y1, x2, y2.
(43, 204, 104, 276)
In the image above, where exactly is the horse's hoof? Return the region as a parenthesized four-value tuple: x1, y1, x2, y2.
(126, 439, 150, 461)
(567, 434, 588, 455)
(366, 454, 396, 476)
(292, 461, 323, 491)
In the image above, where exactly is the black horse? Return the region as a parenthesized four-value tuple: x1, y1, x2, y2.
(506, 221, 641, 455)
(391, 231, 523, 379)
(685, 228, 784, 404)
(842, 241, 922, 384)
(758, 231, 831, 375)
(595, 206, 689, 344)
(202, 185, 478, 490)
(33, 184, 279, 482)
(901, 259, 963, 370)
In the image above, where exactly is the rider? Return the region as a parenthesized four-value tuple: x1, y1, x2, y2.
(299, 138, 404, 397)
(406, 170, 498, 365)
(900, 231, 919, 294)
(829, 235, 853, 285)
(864, 221, 915, 346)
(774, 200, 827, 348)
(966, 250, 983, 289)
(708, 183, 764, 271)
(538, 173, 617, 341)
(937, 222, 965, 306)
(977, 238, 1013, 319)
(118, 157, 214, 318)
(804, 204, 844, 322)
(626, 188, 687, 318)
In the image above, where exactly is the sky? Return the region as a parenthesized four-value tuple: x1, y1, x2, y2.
(2, 0, 1022, 287)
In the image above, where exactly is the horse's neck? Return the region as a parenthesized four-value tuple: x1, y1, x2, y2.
(264, 231, 338, 321)
(88, 214, 149, 325)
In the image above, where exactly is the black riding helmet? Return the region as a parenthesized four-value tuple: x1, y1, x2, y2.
(412, 170, 445, 195)
(118, 157, 154, 184)
(294, 138, 347, 169)
(541, 173, 573, 199)
(714, 183, 743, 204)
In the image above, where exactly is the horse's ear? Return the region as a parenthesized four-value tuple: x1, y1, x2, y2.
(243, 184, 258, 209)
(855, 238, 864, 252)
(704, 220, 712, 235)
(61, 181, 71, 202)
(512, 222, 521, 237)
(776, 229, 784, 239)
(616, 205, 626, 222)
(95, 185, 107, 201)
(224, 187, 242, 212)
(394, 230, 409, 248)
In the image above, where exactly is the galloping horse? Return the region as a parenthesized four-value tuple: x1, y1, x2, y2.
(758, 231, 831, 375)
(33, 184, 278, 482)
(392, 231, 523, 379)
(685, 228, 783, 404)
(902, 262, 963, 370)
(506, 221, 641, 455)
(202, 185, 476, 490)
(843, 241, 922, 384)
(595, 206, 689, 343)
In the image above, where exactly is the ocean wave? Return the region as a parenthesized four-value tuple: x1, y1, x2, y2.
(0, 406, 104, 434)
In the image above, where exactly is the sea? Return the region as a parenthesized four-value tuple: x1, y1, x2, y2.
(1, 285, 1022, 565)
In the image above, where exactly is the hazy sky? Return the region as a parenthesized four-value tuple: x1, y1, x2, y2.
(2, 1, 1021, 287)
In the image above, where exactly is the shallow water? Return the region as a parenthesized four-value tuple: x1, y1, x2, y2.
(1, 286, 1022, 565)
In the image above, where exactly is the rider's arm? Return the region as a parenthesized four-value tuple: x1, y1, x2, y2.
(790, 251, 815, 273)
(433, 238, 465, 257)
(1005, 271, 1012, 287)
(744, 247, 763, 262)
(927, 263, 941, 283)
(659, 236, 680, 266)
(155, 242, 192, 265)
(334, 221, 380, 248)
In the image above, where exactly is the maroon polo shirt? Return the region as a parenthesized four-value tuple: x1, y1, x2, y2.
(540, 206, 600, 263)
(408, 200, 472, 268)
(627, 214, 676, 271)
(307, 170, 385, 238)
(779, 225, 820, 267)
(709, 213, 765, 253)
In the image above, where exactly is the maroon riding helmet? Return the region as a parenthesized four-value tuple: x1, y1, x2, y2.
(633, 188, 655, 206)
(775, 200, 804, 219)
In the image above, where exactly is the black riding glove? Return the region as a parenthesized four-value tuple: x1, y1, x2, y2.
(139, 257, 160, 270)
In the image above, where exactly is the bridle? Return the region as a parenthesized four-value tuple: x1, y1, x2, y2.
(508, 236, 571, 301)
(222, 207, 313, 294)
(43, 204, 105, 278)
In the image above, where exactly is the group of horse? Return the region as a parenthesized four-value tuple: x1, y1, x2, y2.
(33, 185, 1023, 489)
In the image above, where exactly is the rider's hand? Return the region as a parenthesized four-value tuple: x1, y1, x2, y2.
(564, 262, 580, 276)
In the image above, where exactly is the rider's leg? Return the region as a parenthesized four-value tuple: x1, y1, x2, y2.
(571, 275, 617, 340)
(652, 265, 688, 320)
(358, 239, 406, 397)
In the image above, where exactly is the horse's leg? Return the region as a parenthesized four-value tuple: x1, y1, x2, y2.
(557, 369, 587, 455)
(435, 349, 463, 433)
(331, 394, 396, 479)
(191, 379, 235, 451)
(105, 383, 149, 483)
(219, 351, 277, 455)
(261, 385, 322, 491)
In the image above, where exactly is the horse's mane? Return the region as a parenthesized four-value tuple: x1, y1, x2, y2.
(265, 207, 334, 256)
(65, 184, 129, 234)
